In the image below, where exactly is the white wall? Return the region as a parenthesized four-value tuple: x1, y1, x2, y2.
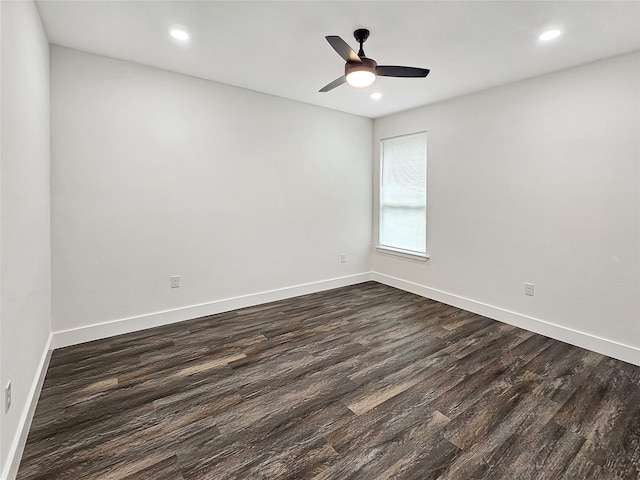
(0, 1, 52, 477)
(373, 51, 640, 363)
(50, 46, 372, 338)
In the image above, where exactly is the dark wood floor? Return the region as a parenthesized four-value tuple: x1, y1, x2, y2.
(17, 282, 640, 479)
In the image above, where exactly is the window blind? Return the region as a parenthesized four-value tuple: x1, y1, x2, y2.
(379, 132, 427, 255)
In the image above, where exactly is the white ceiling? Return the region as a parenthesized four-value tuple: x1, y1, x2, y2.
(36, 1, 640, 118)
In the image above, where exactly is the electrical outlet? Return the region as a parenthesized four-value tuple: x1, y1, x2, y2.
(171, 275, 180, 288)
(525, 283, 535, 296)
(5, 381, 11, 414)
(340, 254, 347, 264)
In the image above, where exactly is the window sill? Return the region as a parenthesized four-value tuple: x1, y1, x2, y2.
(375, 246, 429, 262)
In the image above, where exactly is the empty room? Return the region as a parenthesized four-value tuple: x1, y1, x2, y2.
(1, 1, 639, 479)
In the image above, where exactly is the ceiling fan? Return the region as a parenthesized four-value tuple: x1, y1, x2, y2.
(319, 28, 430, 92)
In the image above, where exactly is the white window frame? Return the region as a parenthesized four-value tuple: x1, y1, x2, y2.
(376, 131, 429, 262)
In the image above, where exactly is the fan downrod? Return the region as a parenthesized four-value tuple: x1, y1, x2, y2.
(353, 28, 370, 57)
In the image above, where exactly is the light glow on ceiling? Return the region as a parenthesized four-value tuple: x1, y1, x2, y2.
(538, 29, 561, 41)
(370, 92, 383, 100)
(169, 29, 190, 41)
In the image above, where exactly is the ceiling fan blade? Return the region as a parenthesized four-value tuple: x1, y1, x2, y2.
(325, 36, 362, 63)
(376, 66, 430, 78)
(319, 76, 346, 92)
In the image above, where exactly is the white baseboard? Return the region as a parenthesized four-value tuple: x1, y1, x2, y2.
(2, 334, 53, 480)
(51, 270, 640, 362)
(373, 272, 640, 366)
(52, 273, 374, 349)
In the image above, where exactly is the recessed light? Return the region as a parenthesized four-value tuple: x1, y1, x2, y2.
(538, 29, 561, 41)
(169, 29, 190, 41)
(370, 92, 383, 100)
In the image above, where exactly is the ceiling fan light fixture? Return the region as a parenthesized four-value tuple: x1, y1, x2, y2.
(319, 29, 428, 93)
(346, 66, 376, 88)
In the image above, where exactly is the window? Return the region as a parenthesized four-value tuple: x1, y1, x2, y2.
(378, 131, 427, 257)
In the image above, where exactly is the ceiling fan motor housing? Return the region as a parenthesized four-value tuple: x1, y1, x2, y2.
(345, 56, 377, 76)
